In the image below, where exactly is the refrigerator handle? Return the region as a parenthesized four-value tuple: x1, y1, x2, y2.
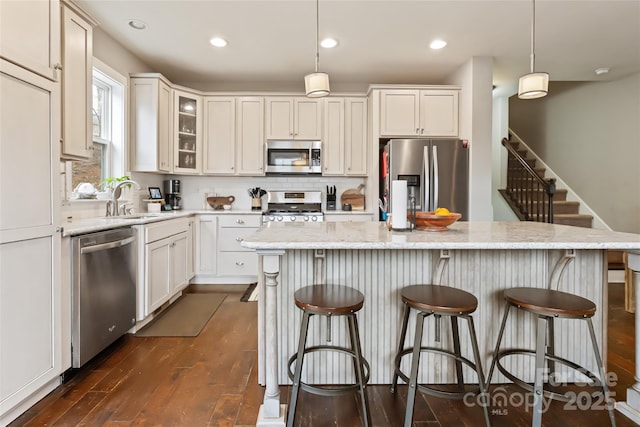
(432, 145, 439, 209)
(422, 146, 429, 211)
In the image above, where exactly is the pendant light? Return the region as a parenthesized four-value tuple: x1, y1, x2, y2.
(304, 0, 330, 97)
(518, 0, 549, 99)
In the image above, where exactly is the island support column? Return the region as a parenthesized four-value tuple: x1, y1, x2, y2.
(617, 251, 640, 423)
(256, 250, 286, 427)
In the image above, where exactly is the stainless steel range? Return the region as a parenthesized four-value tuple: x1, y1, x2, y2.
(262, 191, 323, 223)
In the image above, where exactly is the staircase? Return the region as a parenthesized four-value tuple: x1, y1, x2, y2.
(500, 137, 594, 228)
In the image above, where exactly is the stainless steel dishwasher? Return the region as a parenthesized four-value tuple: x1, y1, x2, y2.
(71, 227, 137, 368)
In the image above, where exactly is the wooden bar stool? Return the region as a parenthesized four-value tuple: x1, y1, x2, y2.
(487, 287, 616, 427)
(391, 285, 491, 427)
(287, 284, 371, 427)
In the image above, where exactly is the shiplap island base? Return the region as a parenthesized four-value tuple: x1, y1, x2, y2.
(241, 221, 640, 426)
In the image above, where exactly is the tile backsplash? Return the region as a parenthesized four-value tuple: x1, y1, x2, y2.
(179, 175, 367, 211)
(61, 174, 368, 219)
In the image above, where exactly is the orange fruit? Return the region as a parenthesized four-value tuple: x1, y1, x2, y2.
(435, 207, 450, 216)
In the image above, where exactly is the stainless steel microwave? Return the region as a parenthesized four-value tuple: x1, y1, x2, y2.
(265, 140, 321, 175)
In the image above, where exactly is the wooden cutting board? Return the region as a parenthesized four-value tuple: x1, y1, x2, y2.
(340, 184, 365, 211)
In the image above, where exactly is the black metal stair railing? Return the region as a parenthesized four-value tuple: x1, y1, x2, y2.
(502, 138, 556, 223)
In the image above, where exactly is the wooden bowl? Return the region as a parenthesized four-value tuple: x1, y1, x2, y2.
(207, 196, 235, 210)
(413, 211, 461, 231)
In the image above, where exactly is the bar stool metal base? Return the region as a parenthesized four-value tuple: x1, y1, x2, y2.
(287, 285, 370, 427)
(488, 288, 616, 427)
(390, 285, 491, 427)
(393, 342, 482, 400)
(287, 343, 371, 396)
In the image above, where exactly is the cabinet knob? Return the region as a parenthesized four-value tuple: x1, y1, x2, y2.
(420, 128, 424, 134)
(54, 63, 63, 70)
(235, 237, 243, 242)
(416, 128, 419, 134)
(236, 219, 244, 224)
(235, 261, 244, 266)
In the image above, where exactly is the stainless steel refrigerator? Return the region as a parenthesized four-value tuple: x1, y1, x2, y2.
(381, 139, 469, 220)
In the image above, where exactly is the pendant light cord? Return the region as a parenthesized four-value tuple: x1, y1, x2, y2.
(530, 0, 536, 73)
(315, 0, 320, 73)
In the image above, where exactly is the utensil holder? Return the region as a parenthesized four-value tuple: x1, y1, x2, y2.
(251, 197, 262, 211)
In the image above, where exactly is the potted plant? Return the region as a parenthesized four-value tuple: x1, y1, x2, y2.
(97, 175, 131, 199)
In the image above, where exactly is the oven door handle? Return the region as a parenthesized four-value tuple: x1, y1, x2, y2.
(80, 236, 136, 254)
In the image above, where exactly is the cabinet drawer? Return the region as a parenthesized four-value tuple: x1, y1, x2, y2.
(145, 218, 189, 243)
(218, 227, 259, 251)
(218, 215, 261, 227)
(217, 252, 258, 276)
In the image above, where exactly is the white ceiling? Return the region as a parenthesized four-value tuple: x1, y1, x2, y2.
(77, 0, 640, 92)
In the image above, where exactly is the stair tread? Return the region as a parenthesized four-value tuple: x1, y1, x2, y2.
(554, 213, 593, 218)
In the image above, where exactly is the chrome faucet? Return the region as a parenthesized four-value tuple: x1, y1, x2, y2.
(108, 180, 141, 216)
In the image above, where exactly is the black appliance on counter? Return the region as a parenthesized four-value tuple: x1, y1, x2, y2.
(326, 185, 336, 210)
(262, 190, 323, 223)
(164, 179, 182, 210)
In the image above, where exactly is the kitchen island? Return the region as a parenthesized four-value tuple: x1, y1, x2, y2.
(242, 221, 640, 426)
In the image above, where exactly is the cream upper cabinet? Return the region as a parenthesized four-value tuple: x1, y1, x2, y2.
(322, 97, 367, 176)
(344, 98, 368, 176)
(236, 97, 265, 175)
(203, 96, 236, 175)
(380, 89, 459, 137)
(265, 97, 322, 140)
(0, 0, 61, 81)
(60, 1, 95, 160)
(173, 89, 202, 174)
(322, 98, 345, 175)
(130, 75, 173, 172)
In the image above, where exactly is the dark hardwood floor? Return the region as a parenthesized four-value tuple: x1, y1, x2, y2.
(10, 283, 637, 426)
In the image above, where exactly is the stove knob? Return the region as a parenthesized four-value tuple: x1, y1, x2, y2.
(290, 216, 296, 221)
(268, 216, 275, 222)
(304, 216, 310, 221)
(277, 216, 283, 222)
(311, 216, 318, 222)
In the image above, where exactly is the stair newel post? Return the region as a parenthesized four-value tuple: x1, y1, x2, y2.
(546, 179, 556, 223)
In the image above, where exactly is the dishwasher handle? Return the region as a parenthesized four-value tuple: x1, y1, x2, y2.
(80, 236, 136, 254)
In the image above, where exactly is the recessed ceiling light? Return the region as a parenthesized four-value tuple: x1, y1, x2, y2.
(429, 39, 447, 50)
(320, 38, 338, 49)
(209, 37, 228, 47)
(594, 67, 610, 75)
(128, 20, 147, 30)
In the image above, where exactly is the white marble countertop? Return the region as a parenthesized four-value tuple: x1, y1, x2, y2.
(241, 221, 640, 250)
(62, 209, 261, 236)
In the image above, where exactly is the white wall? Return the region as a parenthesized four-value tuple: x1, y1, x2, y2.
(445, 57, 494, 220)
(509, 73, 640, 233)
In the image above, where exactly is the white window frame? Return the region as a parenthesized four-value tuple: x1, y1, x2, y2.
(93, 58, 127, 179)
(65, 58, 127, 199)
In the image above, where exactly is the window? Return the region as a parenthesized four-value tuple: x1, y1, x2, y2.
(69, 58, 126, 195)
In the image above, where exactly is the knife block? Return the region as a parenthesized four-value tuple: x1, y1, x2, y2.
(326, 194, 336, 210)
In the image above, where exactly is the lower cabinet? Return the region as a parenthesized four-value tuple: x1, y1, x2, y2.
(194, 213, 260, 284)
(136, 218, 191, 320)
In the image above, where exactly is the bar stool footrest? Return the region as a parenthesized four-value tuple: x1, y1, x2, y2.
(495, 348, 601, 403)
(288, 345, 371, 397)
(394, 346, 482, 399)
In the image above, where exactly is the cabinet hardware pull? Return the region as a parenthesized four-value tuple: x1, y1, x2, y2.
(416, 127, 419, 133)
(235, 261, 244, 266)
(236, 219, 244, 224)
(236, 237, 243, 242)
(54, 63, 63, 70)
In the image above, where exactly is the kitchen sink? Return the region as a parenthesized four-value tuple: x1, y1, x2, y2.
(103, 214, 163, 220)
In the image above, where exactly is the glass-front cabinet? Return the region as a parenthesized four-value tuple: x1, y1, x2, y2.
(173, 89, 202, 174)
